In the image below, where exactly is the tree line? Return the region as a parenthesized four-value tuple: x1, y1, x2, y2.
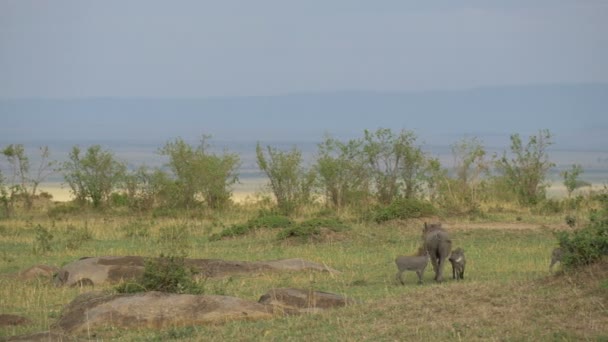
(0, 128, 587, 217)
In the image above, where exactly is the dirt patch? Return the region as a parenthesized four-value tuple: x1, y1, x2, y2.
(0, 314, 31, 327)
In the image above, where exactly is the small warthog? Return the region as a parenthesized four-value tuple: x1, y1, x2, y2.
(395, 248, 430, 285)
(549, 247, 563, 271)
(448, 247, 466, 280)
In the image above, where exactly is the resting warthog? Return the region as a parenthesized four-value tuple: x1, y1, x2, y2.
(448, 247, 466, 280)
(550, 247, 563, 271)
(422, 222, 452, 282)
(395, 248, 430, 285)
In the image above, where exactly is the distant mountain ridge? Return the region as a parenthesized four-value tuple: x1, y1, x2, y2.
(1, 83, 607, 149)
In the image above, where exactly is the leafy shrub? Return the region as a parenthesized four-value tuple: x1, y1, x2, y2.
(110, 192, 130, 207)
(248, 214, 293, 229)
(555, 196, 608, 268)
(209, 213, 292, 241)
(371, 198, 437, 223)
(32, 224, 53, 254)
(116, 255, 203, 294)
(277, 217, 349, 241)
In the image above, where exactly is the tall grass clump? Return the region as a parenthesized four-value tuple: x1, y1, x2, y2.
(32, 224, 53, 254)
(156, 223, 191, 254)
(63, 223, 93, 250)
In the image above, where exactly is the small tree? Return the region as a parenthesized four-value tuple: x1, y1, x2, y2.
(199, 150, 240, 210)
(561, 164, 585, 198)
(0, 170, 10, 218)
(123, 166, 169, 211)
(443, 137, 489, 212)
(160, 137, 240, 210)
(1, 144, 56, 210)
(362, 128, 427, 204)
(555, 192, 608, 268)
(495, 129, 555, 205)
(316, 136, 370, 208)
(63, 145, 126, 208)
(423, 157, 446, 203)
(256, 143, 316, 215)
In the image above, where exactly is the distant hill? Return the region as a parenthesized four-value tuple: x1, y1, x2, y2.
(1, 83, 607, 149)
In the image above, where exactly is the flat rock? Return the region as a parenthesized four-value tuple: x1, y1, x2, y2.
(259, 288, 355, 314)
(53, 291, 274, 335)
(54, 256, 339, 287)
(54, 256, 145, 287)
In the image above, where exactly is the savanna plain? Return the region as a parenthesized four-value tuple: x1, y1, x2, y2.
(1, 201, 607, 341)
(1, 132, 607, 341)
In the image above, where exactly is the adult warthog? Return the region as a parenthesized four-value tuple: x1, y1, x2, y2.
(422, 222, 452, 282)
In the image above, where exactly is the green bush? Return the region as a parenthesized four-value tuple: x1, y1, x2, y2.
(248, 214, 293, 229)
(555, 196, 608, 268)
(209, 213, 292, 241)
(371, 198, 437, 223)
(110, 192, 130, 207)
(116, 255, 203, 294)
(277, 217, 349, 241)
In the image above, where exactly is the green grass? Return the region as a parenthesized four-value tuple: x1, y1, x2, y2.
(1, 211, 606, 341)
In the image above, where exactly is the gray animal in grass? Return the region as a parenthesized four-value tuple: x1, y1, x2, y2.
(448, 247, 466, 280)
(422, 222, 452, 282)
(395, 248, 430, 285)
(549, 247, 563, 271)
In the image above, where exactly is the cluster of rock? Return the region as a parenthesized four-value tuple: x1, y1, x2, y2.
(4, 257, 351, 341)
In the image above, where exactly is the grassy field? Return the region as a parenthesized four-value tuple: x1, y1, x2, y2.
(0, 205, 607, 341)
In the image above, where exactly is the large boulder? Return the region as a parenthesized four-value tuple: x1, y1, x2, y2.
(54, 256, 340, 287)
(53, 291, 274, 335)
(54, 256, 145, 287)
(259, 288, 355, 314)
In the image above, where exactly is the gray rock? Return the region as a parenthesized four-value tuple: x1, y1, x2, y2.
(52, 291, 274, 335)
(54, 256, 340, 287)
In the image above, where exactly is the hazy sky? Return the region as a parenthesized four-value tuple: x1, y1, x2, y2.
(1, 1, 607, 99)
